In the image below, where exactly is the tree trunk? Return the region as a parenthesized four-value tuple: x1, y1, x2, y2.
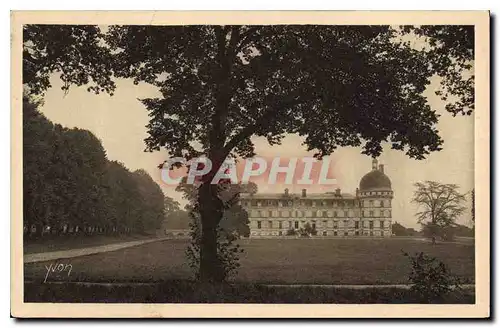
(198, 181, 224, 283)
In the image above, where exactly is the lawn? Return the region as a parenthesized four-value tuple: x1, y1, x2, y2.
(24, 237, 475, 285)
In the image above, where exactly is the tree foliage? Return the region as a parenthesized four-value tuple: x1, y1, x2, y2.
(411, 181, 467, 242)
(23, 25, 115, 96)
(392, 222, 419, 236)
(403, 25, 474, 116)
(105, 25, 454, 161)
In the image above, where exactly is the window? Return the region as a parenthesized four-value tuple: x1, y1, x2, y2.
(279, 231, 283, 236)
(369, 200, 374, 207)
(294, 221, 299, 229)
(369, 210, 374, 217)
(279, 221, 283, 229)
(354, 221, 359, 229)
(312, 221, 316, 230)
(370, 231, 374, 236)
(355, 231, 359, 236)
(369, 220, 374, 229)
(323, 231, 327, 236)
(289, 221, 293, 228)
(380, 220, 384, 229)
(257, 221, 261, 229)
(268, 221, 273, 229)
(333, 221, 338, 229)
(333, 211, 337, 218)
(344, 231, 348, 236)
(381, 231, 384, 237)
(322, 220, 327, 227)
(334, 231, 338, 236)
(322, 210, 328, 218)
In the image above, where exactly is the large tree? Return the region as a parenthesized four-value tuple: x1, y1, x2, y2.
(23, 24, 474, 282)
(412, 181, 468, 243)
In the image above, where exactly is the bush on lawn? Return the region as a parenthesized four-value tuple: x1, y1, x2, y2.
(403, 251, 463, 302)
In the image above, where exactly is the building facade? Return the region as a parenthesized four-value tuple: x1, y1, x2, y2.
(240, 159, 393, 238)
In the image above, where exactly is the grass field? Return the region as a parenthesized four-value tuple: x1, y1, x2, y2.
(24, 238, 475, 285)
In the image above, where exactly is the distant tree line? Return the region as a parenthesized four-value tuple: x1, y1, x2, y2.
(392, 221, 473, 240)
(23, 96, 169, 238)
(391, 222, 420, 237)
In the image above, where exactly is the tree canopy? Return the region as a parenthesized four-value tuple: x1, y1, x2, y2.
(411, 181, 468, 242)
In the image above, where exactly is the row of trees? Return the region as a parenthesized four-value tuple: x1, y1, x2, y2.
(23, 96, 168, 238)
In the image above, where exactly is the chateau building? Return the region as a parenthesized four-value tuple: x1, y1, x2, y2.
(240, 159, 393, 238)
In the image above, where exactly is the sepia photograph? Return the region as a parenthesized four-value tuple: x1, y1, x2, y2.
(11, 11, 490, 318)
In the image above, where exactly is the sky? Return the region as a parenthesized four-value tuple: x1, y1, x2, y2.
(39, 70, 474, 230)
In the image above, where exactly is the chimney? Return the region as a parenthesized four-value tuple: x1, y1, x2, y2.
(335, 188, 341, 196)
(301, 189, 307, 197)
(372, 158, 378, 170)
(379, 164, 384, 173)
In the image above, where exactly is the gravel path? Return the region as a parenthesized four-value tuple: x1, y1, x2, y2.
(24, 238, 168, 264)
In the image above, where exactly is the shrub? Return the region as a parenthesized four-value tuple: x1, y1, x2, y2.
(403, 251, 462, 302)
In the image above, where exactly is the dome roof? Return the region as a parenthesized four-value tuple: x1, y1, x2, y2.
(359, 169, 392, 191)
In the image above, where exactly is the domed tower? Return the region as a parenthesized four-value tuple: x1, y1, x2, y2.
(358, 158, 393, 237)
